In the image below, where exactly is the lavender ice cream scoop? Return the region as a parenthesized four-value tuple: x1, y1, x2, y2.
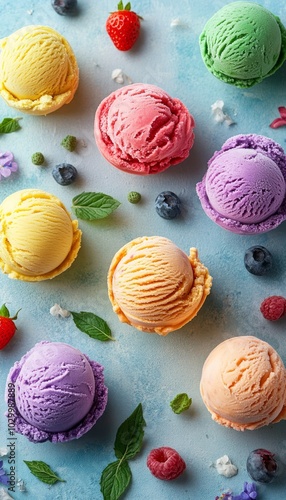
(196, 134, 286, 234)
(5, 341, 108, 443)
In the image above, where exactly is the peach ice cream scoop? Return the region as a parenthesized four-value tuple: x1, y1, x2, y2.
(108, 236, 212, 335)
(94, 83, 195, 175)
(200, 336, 286, 431)
(0, 189, 81, 281)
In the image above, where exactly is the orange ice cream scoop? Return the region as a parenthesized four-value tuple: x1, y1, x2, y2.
(0, 25, 79, 115)
(0, 189, 81, 281)
(108, 236, 212, 335)
(200, 336, 286, 431)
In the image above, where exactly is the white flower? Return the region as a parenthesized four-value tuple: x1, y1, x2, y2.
(50, 304, 70, 318)
(213, 455, 238, 478)
(211, 100, 235, 126)
(111, 69, 133, 85)
(16, 479, 26, 492)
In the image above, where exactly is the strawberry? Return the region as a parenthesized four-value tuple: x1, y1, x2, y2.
(106, 1, 141, 51)
(0, 304, 20, 350)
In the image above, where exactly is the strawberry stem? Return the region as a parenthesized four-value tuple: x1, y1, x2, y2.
(117, 1, 131, 10)
(10, 309, 21, 321)
(0, 303, 21, 320)
(0, 303, 10, 318)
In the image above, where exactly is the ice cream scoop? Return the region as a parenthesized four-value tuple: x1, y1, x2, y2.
(0, 189, 81, 281)
(5, 341, 108, 443)
(108, 236, 212, 335)
(0, 25, 79, 115)
(200, 336, 286, 431)
(94, 83, 195, 175)
(199, 2, 286, 88)
(196, 134, 286, 234)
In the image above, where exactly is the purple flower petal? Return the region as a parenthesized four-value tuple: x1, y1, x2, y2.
(0, 150, 18, 179)
(0, 473, 9, 485)
(0, 151, 13, 163)
(9, 161, 18, 172)
(0, 168, 12, 178)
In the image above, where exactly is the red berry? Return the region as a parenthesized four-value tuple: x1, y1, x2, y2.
(106, 1, 141, 51)
(0, 304, 20, 350)
(147, 446, 186, 480)
(260, 296, 286, 321)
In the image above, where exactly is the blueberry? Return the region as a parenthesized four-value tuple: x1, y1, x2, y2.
(244, 245, 273, 275)
(52, 163, 77, 185)
(51, 0, 77, 15)
(155, 191, 181, 219)
(247, 449, 278, 483)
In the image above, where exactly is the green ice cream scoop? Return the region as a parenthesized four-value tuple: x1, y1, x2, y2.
(199, 1, 286, 88)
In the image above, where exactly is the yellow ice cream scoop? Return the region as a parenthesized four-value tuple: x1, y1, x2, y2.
(108, 236, 212, 335)
(0, 25, 79, 115)
(0, 189, 81, 281)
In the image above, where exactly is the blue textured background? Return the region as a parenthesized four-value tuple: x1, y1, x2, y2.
(0, 1, 286, 499)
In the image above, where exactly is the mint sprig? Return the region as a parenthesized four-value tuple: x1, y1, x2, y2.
(100, 403, 145, 500)
(24, 461, 65, 485)
(114, 403, 145, 460)
(72, 192, 120, 220)
(170, 393, 192, 414)
(0, 117, 21, 134)
(100, 460, 131, 500)
(71, 311, 114, 341)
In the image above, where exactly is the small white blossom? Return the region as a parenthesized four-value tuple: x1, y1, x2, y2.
(213, 455, 238, 478)
(170, 18, 184, 27)
(111, 69, 133, 85)
(211, 100, 235, 126)
(16, 479, 26, 492)
(50, 304, 70, 318)
(0, 448, 7, 457)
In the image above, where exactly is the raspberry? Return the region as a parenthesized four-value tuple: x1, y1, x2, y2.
(260, 296, 286, 321)
(146, 446, 186, 480)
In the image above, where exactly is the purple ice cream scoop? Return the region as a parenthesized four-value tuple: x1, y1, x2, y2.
(5, 341, 108, 443)
(196, 134, 286, 234)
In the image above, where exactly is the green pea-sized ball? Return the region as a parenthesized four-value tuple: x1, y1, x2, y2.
(61, 135, 77, 152)
(31, 152, 45, 165)
(128, 191, 141, 204)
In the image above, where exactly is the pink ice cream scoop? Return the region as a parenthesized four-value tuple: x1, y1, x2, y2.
(196, 134, 286, 234)
(5, 341, 108, 443)
(94, 83, 195, 175)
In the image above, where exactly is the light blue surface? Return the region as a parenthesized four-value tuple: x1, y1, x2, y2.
(0, 1, 286, 499)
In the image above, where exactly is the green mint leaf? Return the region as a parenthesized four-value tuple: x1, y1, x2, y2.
(71, 311, 114, 341)
(0, 117, 21, 134)
(170, 393, 192, 414)
(100, 460, 131, 500)
(72, 192, 120, 221)
(125, 2, 131, 10)
(23, 461, 65, 485)
(114, 403, 146, 460)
